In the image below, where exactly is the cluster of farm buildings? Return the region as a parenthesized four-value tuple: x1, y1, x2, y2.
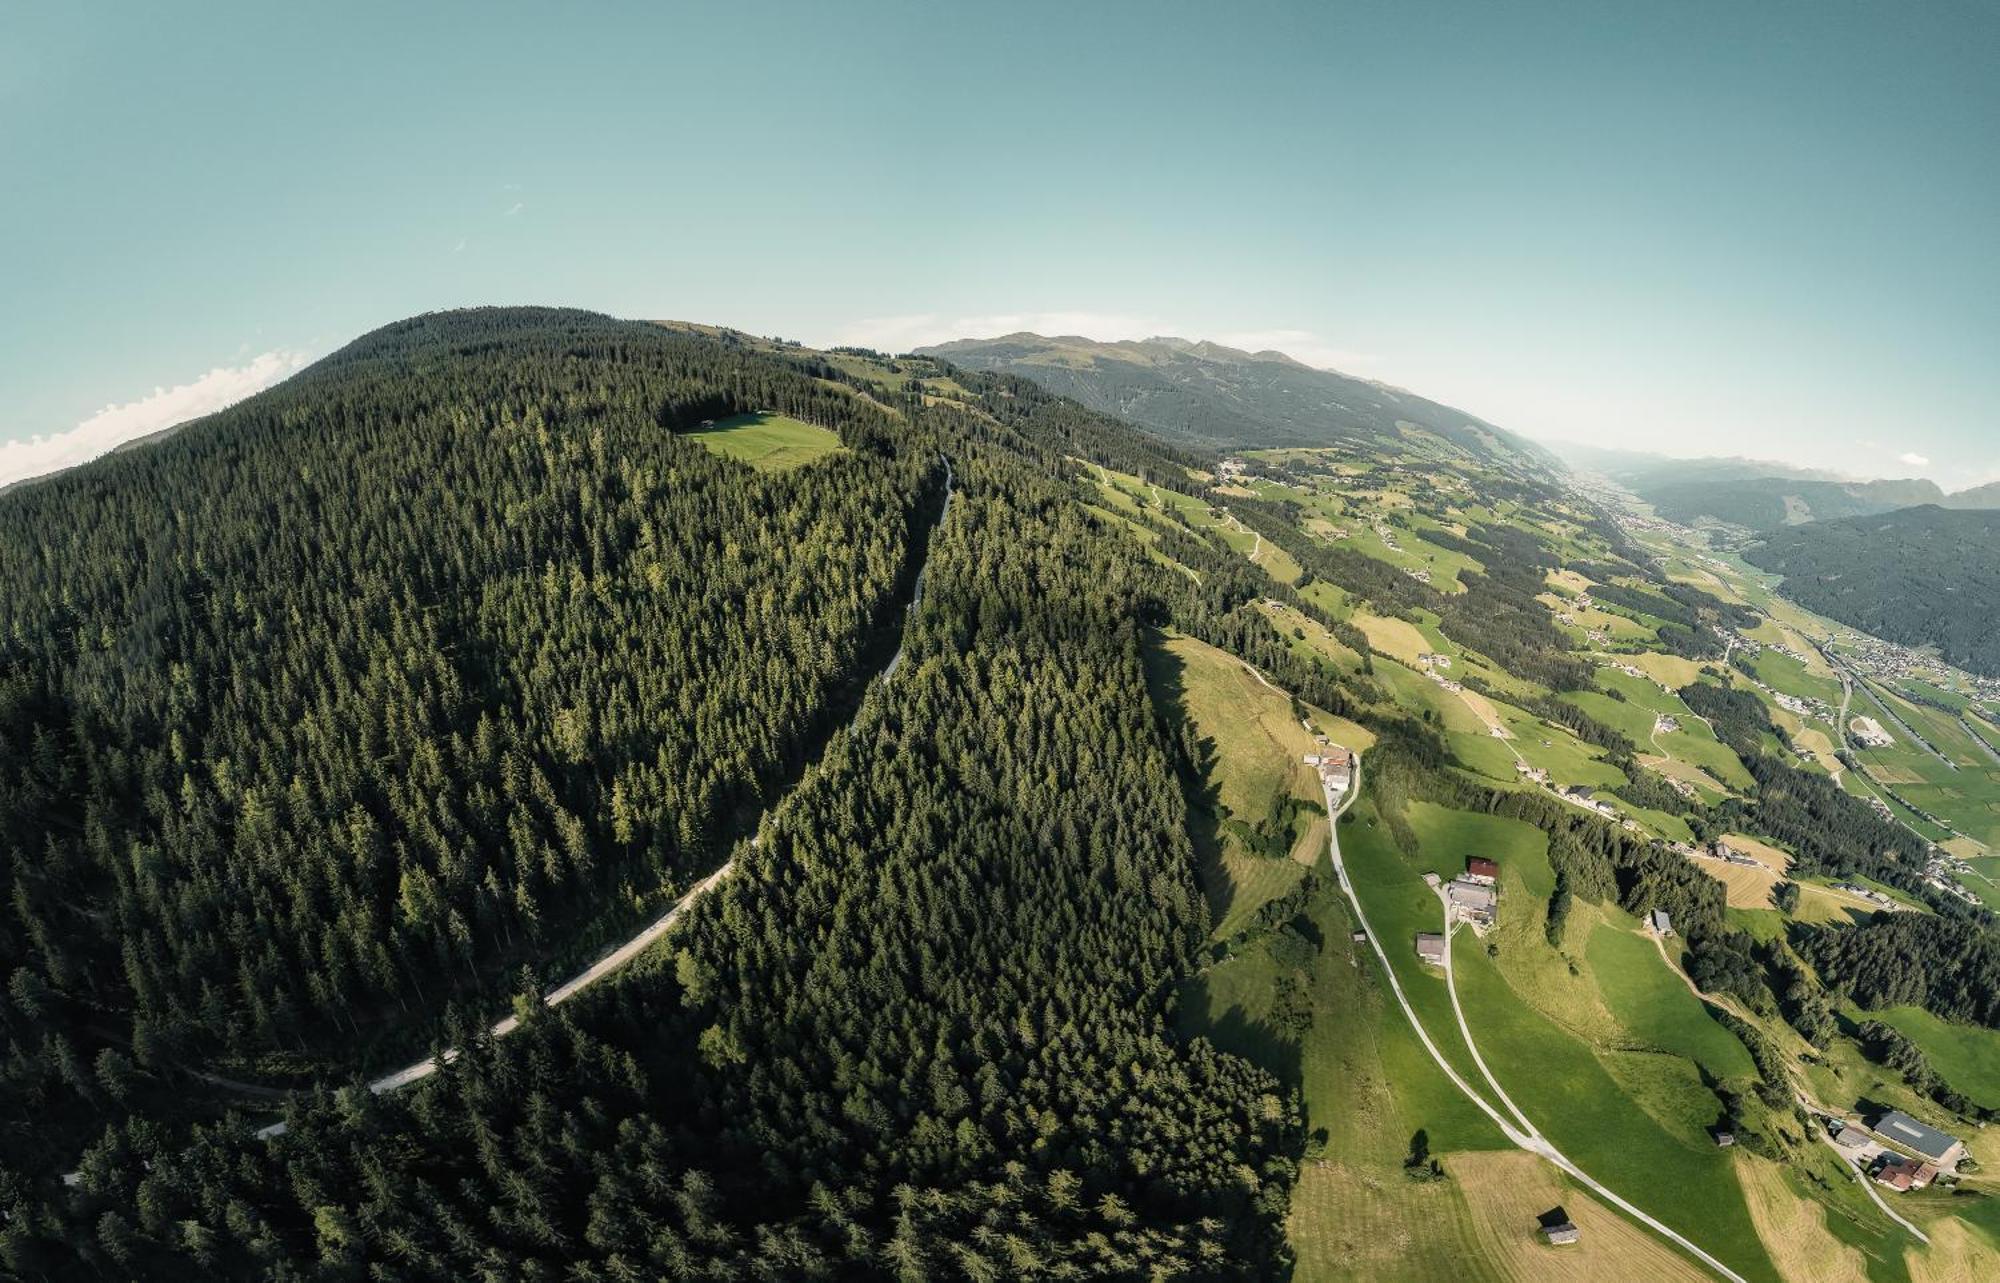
(1302, 743, 1355, 798)
(1825, 1108, 1968, 1193)
(1413, 856, 1502, 964)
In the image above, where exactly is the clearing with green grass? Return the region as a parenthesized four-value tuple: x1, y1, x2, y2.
(681, 411, 845, 471)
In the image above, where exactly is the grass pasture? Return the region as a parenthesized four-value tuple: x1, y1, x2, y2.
(1871, 1006, 2000, 1109)
(1341, 798, 1785, 1279)
(1451, 927, 1777, 1281)
(1143, 632, 1334, 935)
(682, 412, 844, 471)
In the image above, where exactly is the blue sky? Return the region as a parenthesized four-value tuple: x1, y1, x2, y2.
(4, 1, 1995, 488)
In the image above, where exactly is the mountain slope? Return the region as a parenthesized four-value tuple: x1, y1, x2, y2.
(1546, 446, 1971, 530)
(1943, 479, 2000, 508)
(1743, 505, 2000, 676)
(1, 308, 1307, 1275)
(12, 308, 1996, 1276)
(1549, 446, 1847, 488)
(915, 331, 1557, 469)
(1638, 475, 1944, 528)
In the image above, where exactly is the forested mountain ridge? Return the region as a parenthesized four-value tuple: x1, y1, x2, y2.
(9, 306, 1999, 1276)
(914, 332, 1556, 470)
(1743, 505, 2000, 676)
(2, 308, 1326, 1276)
(0, 309, 942, 1160)
(1637, 475, 1945, 529)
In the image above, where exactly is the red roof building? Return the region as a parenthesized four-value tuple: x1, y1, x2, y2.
(1873, 1159, 1917, 1192)
(1465, 857, 1499, 885)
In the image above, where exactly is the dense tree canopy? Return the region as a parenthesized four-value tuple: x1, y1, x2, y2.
(2, 309, 1312, 1277)
(1800, 914, 2000, 1030)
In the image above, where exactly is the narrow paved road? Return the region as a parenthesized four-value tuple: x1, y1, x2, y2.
(1797, 1099, 1932, 1244)
(1324, 763, 1751, 1283)
(1430, 892, 1540, 1140)
(254, 457, 955, 1139)
(1639, 926, 1931, 1247)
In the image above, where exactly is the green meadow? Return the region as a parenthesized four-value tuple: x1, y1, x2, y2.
(682, 411, 844, 471)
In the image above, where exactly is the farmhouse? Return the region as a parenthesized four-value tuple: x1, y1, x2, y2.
(1870, 1154, 1939, 1191)
(1445, 878, 1498, 928)
(1830, 1122, 1869, 1151)
(1537, 1207, 1580, 1245)
(1315, 747, 1355, 794)
(1870, 1110, 1965, 1169)
(1648, 907, 1673, 937)
(1464, 857, 1499, 886)
(1415, 933, 1448, 965)
(1873, 1161, 1914, 1192)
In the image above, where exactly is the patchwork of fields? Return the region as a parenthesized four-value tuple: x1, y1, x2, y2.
(1094, 441, 2000, 1274)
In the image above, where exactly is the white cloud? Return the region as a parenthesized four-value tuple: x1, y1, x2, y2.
(0, 350, 308, 490)
(1898, 451, 1930, 468)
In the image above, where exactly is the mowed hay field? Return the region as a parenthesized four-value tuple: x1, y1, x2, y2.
(1352, 609, 1430, 665)
(1733, 1156, 1873, 1283)
(683, 412, 844, 471)
(1690, 834, 1789, 910)
(1621, 650, 1709, 690)
(1292, 1151, 1715, 1283)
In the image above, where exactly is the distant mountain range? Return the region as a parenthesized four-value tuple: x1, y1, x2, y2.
(1549, 442, 1997, 529)
(915, 332, 1557, 470)
(1745, 506, 2000, 677)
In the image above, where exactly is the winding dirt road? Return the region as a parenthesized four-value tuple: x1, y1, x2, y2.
(253, 457, 955, 1138)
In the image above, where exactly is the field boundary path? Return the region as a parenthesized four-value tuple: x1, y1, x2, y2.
(1638, 925, 1932, 1248)
(251, 456, 956, 1138)
(1322, 760, 1752, 1282)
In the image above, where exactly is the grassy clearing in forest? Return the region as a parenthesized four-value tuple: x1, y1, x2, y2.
(682, 412, 845, 471)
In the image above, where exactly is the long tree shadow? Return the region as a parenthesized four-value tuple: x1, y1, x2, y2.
(1143, 630, 1314, 1092)
(1138, 631, 1235, 934)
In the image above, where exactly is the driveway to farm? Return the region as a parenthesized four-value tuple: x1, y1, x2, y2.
(255, 457, 955, 1136)
(1323, 762, 1752, 1283)
(1639, 929, 1933, 1248)
(1797, 1102, 1931, 1245)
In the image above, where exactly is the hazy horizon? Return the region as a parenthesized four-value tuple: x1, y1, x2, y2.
(4, 1, 1995, 490)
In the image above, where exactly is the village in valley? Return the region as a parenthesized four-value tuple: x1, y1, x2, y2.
(1098, 437, 2000, 1275)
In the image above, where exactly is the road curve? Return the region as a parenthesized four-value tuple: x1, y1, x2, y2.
(1640, 930, 1931, 1249)
(1431, 890, 1540, 1140)
(254, 456, 955, 1139)
(1322, 763, 1751, 1283)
